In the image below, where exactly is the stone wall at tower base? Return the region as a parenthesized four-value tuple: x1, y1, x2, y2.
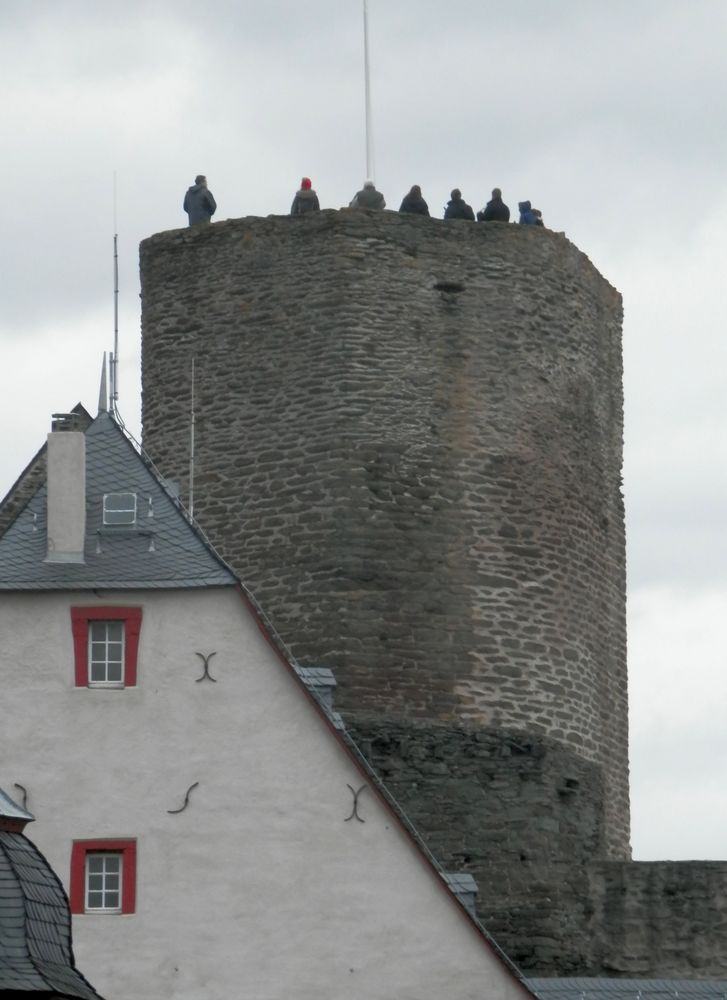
(357, 720, 727, 977)
(478, 860, 727, 978)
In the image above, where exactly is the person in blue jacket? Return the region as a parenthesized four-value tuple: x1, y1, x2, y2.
(518, 200, 538, 225)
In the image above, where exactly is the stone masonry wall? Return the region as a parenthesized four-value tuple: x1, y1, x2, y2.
(139, 210, 629, 860)
(478, 859, 727, 977)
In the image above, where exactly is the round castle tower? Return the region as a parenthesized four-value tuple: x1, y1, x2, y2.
(140, 211, 629, 872)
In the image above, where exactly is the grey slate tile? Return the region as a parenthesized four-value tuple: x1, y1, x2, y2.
(0, 831, 103, 998)
(0, 411, 237, 591)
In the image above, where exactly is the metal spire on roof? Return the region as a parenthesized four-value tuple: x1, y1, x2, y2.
(98, 352, 108, 415)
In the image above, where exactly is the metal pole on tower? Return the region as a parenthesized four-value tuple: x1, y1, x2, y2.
(363, 0, 375, 182)
(111, 172, 120, 414)
(189, 357, 196, 519)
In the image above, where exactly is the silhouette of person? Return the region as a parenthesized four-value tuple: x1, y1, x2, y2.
(291, 177, 321, 215)
(399, 185, 430, 216)
(350, 180, 386, 209)
(444, 189, 475, 221)
(183, 175, 217, 226)
(518, 201, 539, 225)
(477, 188, 510, 223)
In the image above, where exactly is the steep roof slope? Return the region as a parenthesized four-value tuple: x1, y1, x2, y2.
(0, 404, 92, 540)
(0, 411, 235, 590)
(0, 831, 103, 999)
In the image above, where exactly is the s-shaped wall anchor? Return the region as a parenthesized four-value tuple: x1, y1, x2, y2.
(167, 782, 199, 815)
(344, 784, 367, 823)
(195, 651, 217, 683)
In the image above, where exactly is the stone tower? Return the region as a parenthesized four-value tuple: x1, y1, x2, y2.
(140, 211, 628, 971)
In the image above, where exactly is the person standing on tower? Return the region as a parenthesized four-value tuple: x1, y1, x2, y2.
(444, 189, 475, 221)
(183, 175, 217, 226)
(517, 201, 539, 225)
(477, 188, 510, 222)
(398, 185, 430, 216)
(290, 177, 321, 215)
(350, 179, 386, 209)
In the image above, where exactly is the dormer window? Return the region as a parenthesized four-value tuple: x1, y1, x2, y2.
(103, 492, 137, 526)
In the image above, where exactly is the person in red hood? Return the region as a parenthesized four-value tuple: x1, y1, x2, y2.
(291, 177, 321, 215)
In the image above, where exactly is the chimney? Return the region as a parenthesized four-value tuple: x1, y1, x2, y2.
(45, 413, 86, 564)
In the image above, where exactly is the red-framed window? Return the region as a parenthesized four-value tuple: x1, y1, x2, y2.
(71, 607, 142, 687)
(70, 839, 137, 915)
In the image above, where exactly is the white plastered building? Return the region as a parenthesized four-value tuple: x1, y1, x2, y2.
(0, 407, 537, 1000)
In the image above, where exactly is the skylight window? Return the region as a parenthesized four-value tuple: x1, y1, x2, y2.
(103, 492, 137, 526)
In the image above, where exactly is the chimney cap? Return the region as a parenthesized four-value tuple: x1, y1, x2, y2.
(0, 787, 34, 832)
(51, 412, 84, 432)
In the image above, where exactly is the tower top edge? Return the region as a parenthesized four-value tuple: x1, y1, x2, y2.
(139, 211, 621, 301)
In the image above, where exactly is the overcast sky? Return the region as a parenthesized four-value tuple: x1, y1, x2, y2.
(1, 0, 725, 861)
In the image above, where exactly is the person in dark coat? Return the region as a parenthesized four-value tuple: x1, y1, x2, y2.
(291, 177, 320, 215)
(183, 175, 217, 226)
(533, 208, 545, 227)
(350, 180, 386, 209)
(399, 185, 430, 216)
(444, 189, 475, 221)
(477, 187, 510, 222)
(518, 200, 538, 225)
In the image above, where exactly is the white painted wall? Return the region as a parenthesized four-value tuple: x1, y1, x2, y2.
(0, 587, 530, 1000)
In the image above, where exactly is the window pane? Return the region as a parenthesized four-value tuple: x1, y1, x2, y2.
(85, 852, 124, 911)
(103, 493, 137, 525)
(87, 622, 126, 686)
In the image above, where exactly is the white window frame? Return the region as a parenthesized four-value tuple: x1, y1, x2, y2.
(103, 492, 137, 526)
(88, 620, 125, 688)
(85, 852, 123, 914)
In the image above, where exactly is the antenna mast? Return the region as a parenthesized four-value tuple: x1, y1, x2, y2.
(363, 0, 375, 181)
(189, 357, 196, 519)
(110, 172, 120, 415)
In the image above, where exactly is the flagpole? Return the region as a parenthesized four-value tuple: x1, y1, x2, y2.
(363, 0, 374, 182)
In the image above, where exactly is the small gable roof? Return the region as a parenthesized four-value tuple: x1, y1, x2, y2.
(0, 411, 236, 591)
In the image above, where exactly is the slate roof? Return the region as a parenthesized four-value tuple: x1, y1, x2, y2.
(0, 831, 103, 999)
(528, 979, 727, 1000)
(0, 411, 236, 590)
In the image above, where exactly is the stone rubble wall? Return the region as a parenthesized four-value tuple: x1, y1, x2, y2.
(479, 859, 727, 977)
(140, 210, 639, 973)
(140, 211, 629, 858)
